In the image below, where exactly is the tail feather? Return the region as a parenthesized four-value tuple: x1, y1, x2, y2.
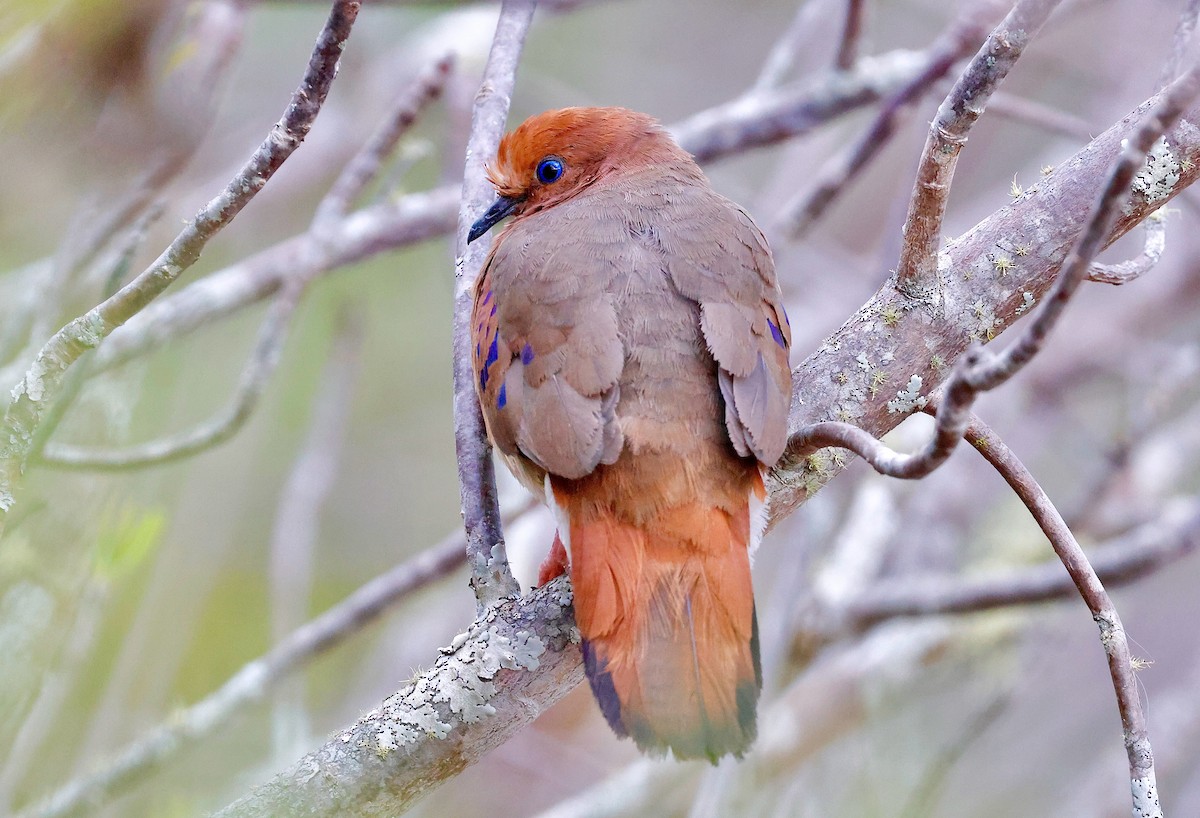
(569, 501, 760, 761)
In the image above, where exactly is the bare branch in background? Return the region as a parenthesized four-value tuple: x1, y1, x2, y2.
(895, 0, 1063, 302)
(840, 497, 1200, 630)
(452, 0, 537, 611)
(0, 0, 363, 540)
(313, 53, 455, 229)
(91, 185, 459, 376)
(36, 284, 303, 470)
(269, 309, 364, 757)
(751, 0, 832, 92)
(774, 0, 1005, 237)
(674, 49, 945, 164)
(1162, 0, 1200, 88)
(984, 89, 1095, 140)
(834, 0, 866, 71)
(0, 0, 249, 380)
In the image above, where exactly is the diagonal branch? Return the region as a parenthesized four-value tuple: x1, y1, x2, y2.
(452, 0, 537, 612)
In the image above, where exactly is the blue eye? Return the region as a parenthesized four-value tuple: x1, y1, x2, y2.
(536, 157, 564, 184)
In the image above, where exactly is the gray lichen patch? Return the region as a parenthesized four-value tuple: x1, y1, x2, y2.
(886, 374, 928, 415)
(1132, 137, 1180, 204)
(378, 615, 549, 747)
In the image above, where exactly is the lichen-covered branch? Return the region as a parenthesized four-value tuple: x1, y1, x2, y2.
(965, 64, 1200, 392)
(0, 0, 362, 538)
(213, 577, 582, 818)
(895, 0, 1063, 301)
(786, 65, 1200, 486)
(452, 0, 537, 611)
(768, 77, 1200, 529)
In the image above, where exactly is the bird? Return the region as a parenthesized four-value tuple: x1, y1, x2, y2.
(467, 107, 792, 762)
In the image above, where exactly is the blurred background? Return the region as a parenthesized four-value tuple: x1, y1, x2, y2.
(1, 0, 1199, 816)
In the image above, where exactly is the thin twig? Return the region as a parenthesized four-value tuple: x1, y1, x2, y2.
(985, 88, 1095, 141)
(775, 0, 1004, 237)
(674, 48, 944, 164)
(36, 284, 303, 470)
(0, 0, 362, 538)
(313, 53, 454, 228)
(959, 415, 1162, 816)
(1087, 210, 1167, 284)
(895, 0, 1063, 302)
(452, 0, 536, 611)
(834, 0, 866, 71)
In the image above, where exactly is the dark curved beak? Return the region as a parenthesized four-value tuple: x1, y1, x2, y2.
(468, 196, 520, 244)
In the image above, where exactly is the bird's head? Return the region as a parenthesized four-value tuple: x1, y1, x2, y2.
(468, 106, 682, 243)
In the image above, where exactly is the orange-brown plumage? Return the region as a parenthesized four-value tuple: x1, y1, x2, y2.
(468, 107, 791, 761)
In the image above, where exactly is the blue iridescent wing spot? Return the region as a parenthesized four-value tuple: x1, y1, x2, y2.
(768, 319, 786, 350)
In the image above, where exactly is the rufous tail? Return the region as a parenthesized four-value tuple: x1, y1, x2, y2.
(567, 500, 761, 762)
